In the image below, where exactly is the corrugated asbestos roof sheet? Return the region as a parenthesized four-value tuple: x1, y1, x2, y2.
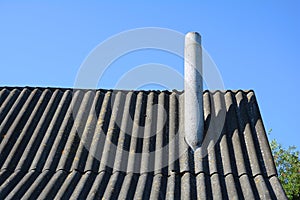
(0, 86, 286, 199)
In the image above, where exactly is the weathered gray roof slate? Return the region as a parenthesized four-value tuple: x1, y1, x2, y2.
(0, 86, 286, 199)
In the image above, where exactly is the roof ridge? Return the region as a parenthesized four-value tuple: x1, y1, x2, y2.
(0, 86, 254, 94)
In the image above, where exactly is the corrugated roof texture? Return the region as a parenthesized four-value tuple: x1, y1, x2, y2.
(0, 87, 286, 199)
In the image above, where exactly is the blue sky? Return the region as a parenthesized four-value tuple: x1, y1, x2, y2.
(0, 1, 299, 148)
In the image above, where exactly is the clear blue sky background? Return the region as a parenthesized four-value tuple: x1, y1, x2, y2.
(0, 1, 299, 148)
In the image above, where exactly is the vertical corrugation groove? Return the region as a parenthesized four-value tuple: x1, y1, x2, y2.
(207, 140, 218, 175)
(239, 176, 254, 199)
(196, 173, 206, 199)
(0, 170, 25, 199)
(179, 92, 190, 173)
(37, 170, 68, 200)
(194, 92, 211, 174)
(181, 173, 192, 199)
(0, 89, 20, 125)
(136, 92, 147, 174)
(0, 88, 32, 138)
(1, 89, 52, 171)
(221, 91, 235, 175)
(110, 92, 125, 155)
(54, 171, 81, 199)
(228, 92, 248, 177)
(141, 92, 155, 174)
(149, 92, 159, 162)
(189, 173, 198, 200)
(134, 173, 153, 199)
(117, 173, 139, 200)
(102, 172, 125, 199)
(56, 90, 93, 171)
(203, 91, 211, 137)
(209, 91, 226, 177)
(71, 171, 96, 199)
(70, 91, 101, 172)
(166, 173, 175, 199)
(269, 176, 288, 200)
(168, 93, 178, 173)
(86, 171, 110, 199)
(210, 174, 222, 200)
(127, 92, 145, 173)
(207, 100, 219, 173)
(83, 91, 108, 172)
(30, 89, 74, 171)
(263, 175, 277, 199)
(254, 175, 271, 199)
(174, 173, 181, 200)
(246, 91, 277, 177)
(224, 91, 239, 177)
(155, 92, 166, 175)
(0, 170, 12, 186)
(21, 170, 53, 199)
(233, 91, 253, 177)
(224, 174, 239, 200)
(4, 170, 38, 200)
(113, 92, 134, 173)
(0, 88, 29, 144)
(36, 90, 72, 171)
(99, 91, 124, 172)
(15, 89, 64, 171)
(162, 92, 169, 174)
(0, 88, 22, 130)
(219, 128, 232, 176)
(236, 91, 262, 177)
(111, 173, 126, 199)
(0, 89, 41, 169)
(150, 174, 166, 199)
(94, 90, 114, 172)
(0, 88, 9, 107)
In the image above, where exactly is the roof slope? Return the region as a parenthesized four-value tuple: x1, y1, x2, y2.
(0, 86, 286, 199)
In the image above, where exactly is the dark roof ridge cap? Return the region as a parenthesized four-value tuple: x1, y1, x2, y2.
(0, 86, 255, 94)
(203, 89, 255, 94)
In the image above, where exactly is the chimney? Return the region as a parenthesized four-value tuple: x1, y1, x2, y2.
(184, 32, 203, 151)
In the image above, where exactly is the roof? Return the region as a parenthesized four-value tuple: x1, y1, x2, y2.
(0, 86, 286, 199)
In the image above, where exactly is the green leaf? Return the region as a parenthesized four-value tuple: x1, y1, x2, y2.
(270, 138, 300, 200)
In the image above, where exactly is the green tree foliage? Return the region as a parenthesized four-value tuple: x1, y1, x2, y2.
(270, 134, 300, 200)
